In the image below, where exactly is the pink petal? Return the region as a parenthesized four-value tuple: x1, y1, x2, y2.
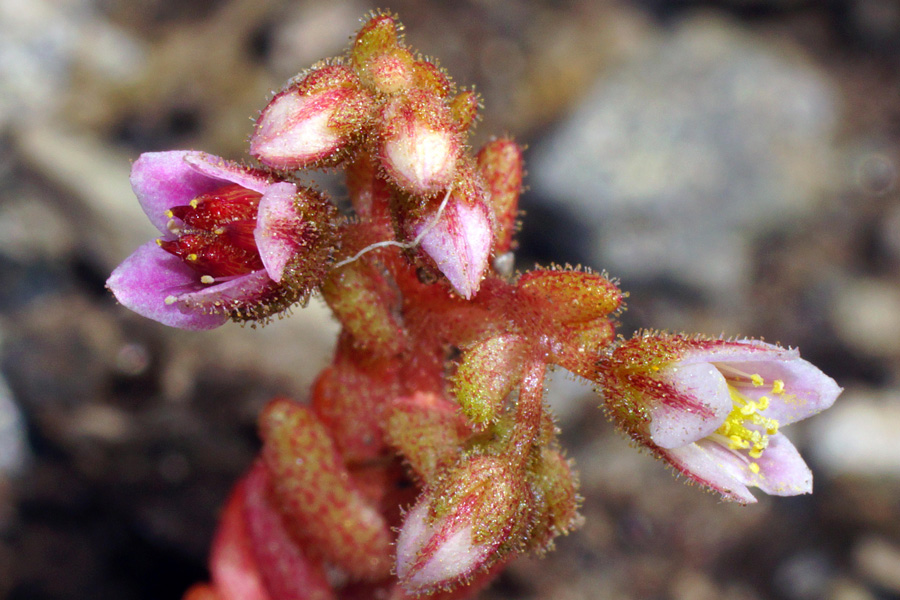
(176, 270, 274, 312)
(106, 241, 227, 330)
(130, 151, 224, 233)
(183, 152, 273, 195)
(650, 362, 732, 448)
(417, 193, 492, 299)
(664, 442, 756, 503)
(719, 358, 841, 426)
(680, 338, 799, 365)
(747, 433, 813, 496)
(254, 182, 302, 283)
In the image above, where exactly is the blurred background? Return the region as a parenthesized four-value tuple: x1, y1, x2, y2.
(2, 0, 899, 598)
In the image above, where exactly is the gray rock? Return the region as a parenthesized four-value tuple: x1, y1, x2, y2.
(531, 15, 839, 296)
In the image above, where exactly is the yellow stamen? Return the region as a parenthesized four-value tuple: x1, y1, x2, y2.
(189, 198, 199, 209)
(716, 383, 781, 463)
(200, 275, 215, 284)
(772, 379, 785, 394)
(187, 253, 198, 262)
(751, 374, 764, 387)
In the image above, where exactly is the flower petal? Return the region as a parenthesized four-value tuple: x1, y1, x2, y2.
(680, 338, 798, 365)
(254, 182, 302, 283)
(747, 433, 812, 496)
(106, 240, 227, 330)
(719, 357, 842, 426)
(183, 152, 273, 195)
(663, 441, 756, 503)
(650, 362, 733, 448)
(131, 151, 224, 233)
(176, 270, 274, 312)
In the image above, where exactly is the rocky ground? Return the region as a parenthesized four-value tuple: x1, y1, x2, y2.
(2, 0, 900, 599)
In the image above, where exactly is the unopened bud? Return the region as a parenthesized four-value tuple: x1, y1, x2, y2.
(350, 14, 415, 94)
(395, 455, 529, 594)
(377, 90, 462, 195)
(406, 169, 493, 299)
(251, 65, 375, 169)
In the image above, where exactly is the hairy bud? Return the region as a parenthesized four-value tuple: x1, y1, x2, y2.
(251, 65, 375, 169)
(395, 455, 529, 594)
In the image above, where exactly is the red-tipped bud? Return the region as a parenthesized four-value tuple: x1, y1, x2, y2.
(251, 65, 375, 169)
(476, 138, 523, 253)
(453, 333, 529, 425)
(377, 90, 462, 195)
(395, 456, 529, 594)
(350, 14, 416, 94)
(384, 392, 473, 482)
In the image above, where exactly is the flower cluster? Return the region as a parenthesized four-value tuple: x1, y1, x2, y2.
(107, 12, 841, 600)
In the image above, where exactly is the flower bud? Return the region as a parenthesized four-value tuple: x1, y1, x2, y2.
(597, 333, 842, 503)
(401, 168, 493, 299)
(395, 455, 529, 594)
(377, 89, 462, 195)
(350, 14, 416, 94)
(251, 65, 375, 169)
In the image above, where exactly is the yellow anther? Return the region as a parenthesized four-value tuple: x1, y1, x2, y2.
(165, 209, 175, 218)
(749, 448, 763, 459)
(751, 374, 764, 387)
(200, 275, 215, 284)
(757, 396, 770, 410)
(187, 253, 198, 262)
(766, 424, 779, 435)
(156, 238, 164, 246)
(772, 380, 785, 394)
(749, 462, 760, 474)
(164, 295, 177, 305)
(740, 403, 757, 416)
(190, 199, 199, 208)
(213, 227, 225, 235)
(749, 430, 762, 443)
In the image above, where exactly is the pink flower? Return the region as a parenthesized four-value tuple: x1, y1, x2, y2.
(599, 334, 842, 503)
(107, 151, 336, 330)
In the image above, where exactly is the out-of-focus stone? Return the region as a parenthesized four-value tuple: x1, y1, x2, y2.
(809, 389, 900, 477)
(831, 278, 900, 357)
(531, 14, 839, 296)
(0, 373, 28, 477)
(853, 536, 900, 593)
